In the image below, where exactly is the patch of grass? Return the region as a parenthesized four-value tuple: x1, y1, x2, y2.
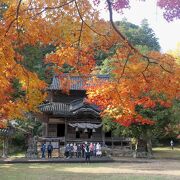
(9, 151, 25, 158)
(153, 146, 180, 159)
(0, 163, 179, 180)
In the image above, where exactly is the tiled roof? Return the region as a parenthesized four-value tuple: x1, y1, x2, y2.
(48, 74, 109, 90)
(72, 107, 100, 117)
(39, 100, 100, 116)
(39, 102, 70, 115)
(0, 128, 14, 136)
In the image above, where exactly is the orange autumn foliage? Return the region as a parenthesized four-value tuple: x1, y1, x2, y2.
(0, 0, 179, 127)
(87, 51, 179, 126)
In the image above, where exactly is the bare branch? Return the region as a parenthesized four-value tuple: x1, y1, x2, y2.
(77, 20, 84, 49)
(142, 61, 150, 74)
(142, 72, 148, 83)
(5, 0, 22, 36)
(106, 0, 173, 74)
(5, 18, 16, 36)
(16, 0, 22, 29)
(120, 52, 131, 78)
(5, 0, 75, 20)
(75, 0, 110, 41)
(106, 0, 137, 52)
(29, 0, 75, 18)
(76, 16, 84, 63)
(160, 64, 173, 73)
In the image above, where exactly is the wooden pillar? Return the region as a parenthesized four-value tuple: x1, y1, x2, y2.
(58, 140, 61, 158)
(101, 127, 105, 146)
(130, 140, 132, 150)
(2, 138, 8, 158)
(65, 118, 67, 144)
(46, 123, 48, 137)
(111, 133, 114, 149)
(42, 114, 49, 137)
(2, 138, 6, 158)
(33, 136, 38, 159)
(50, 91, 53, 102)
(42, 123, 48, 137)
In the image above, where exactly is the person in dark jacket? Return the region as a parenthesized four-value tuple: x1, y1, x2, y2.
(47, 142, 53, 158)
(85, 143, 90, 162)
(65, 144, 70, 159)
(69, 143, 74, 158)
(77, 144, 81, 158)
(81, 143, 85, 158)
(41, 143, 46, 158)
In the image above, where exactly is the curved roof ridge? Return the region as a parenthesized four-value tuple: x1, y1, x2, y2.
(48, 74, 110, 90)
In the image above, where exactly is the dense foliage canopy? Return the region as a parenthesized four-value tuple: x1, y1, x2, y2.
(0, 0, 179, 129)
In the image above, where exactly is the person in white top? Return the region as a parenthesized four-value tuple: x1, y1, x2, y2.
(89, 142, 94, 156)
(96, 142, 102, 157)
(170, 140, 174, 150)
(73, 143, 77, 157)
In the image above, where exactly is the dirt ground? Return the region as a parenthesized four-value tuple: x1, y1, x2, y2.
(0, 146, 180, 179)
(0, 159, 180, 180)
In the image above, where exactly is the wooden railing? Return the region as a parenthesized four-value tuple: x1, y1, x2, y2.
(52, 102, 70, 114)
(66, 137, 131, 143)
(69, 99, 84, 112)
(105, 137, 131, 142)
(66, 138, 103, 143)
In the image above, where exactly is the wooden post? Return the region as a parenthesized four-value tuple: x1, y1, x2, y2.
(130, 142, 132, 150)
(111, 133, 114, 149)
(46, 123, 48, 137)
(42, 114, 49, 137)
(101, 127, 105, 146)
(65, 118, 67, 144)
(2, 138, 8, 158)
(33, 136, 38, 159)
(58, 140, 61, 158)
(2, 138, 6, 158)
(42, 123, 47, 137)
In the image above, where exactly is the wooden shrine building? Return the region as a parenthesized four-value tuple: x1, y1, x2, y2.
(39, 75, 130, 147)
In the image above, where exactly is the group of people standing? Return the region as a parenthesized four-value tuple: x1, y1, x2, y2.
(41, 140, 175, 159)
(64, 142, 102, 161)
(41, 142, 54, 158)
(41, 141, 102, 161)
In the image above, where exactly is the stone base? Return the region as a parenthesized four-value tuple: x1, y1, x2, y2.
(133, 151, 153, 158)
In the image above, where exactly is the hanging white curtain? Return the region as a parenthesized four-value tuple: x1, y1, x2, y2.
(68, 123, 102, 129)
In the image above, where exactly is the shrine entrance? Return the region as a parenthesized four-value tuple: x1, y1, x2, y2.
(57, 124, 65, 137)
(30, 136, 63, 158)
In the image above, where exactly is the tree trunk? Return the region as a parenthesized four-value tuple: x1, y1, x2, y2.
(133, 129, 153, 158)
(2, 138, 8, 158)
(133, 138, 146, 158)
(146, 129, 153, 158)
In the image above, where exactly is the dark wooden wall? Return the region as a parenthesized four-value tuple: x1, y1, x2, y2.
(52, 90, 86, 103)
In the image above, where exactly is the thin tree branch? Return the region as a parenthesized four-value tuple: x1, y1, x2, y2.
(76, 19, 84, 64)
(77, 21, 84, 49)
(119, 52, 131, 79)
(29, 0, 75, 18)
(75, 0, 110, 40)
(106, 0, 172, 74)
(16, 0, 23, 41)
(160, 64, 173, 73)
(5, 18, 16, 36)
(5, 0, 75, 29)
(16, 0, 22, 30)
(142, 61, 150, 74)
(106, 0, 138, 52)
(5, 0, 22, 36)
(142, 72, 148, 83)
